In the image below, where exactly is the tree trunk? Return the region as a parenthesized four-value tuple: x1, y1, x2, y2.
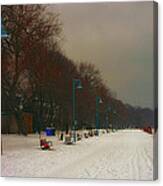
(15, 112, 28, 136)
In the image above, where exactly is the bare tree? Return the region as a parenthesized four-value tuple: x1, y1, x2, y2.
(1, 5, 62, 134)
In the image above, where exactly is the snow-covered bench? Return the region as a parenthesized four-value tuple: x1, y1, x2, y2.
(64, 135, 73, 145)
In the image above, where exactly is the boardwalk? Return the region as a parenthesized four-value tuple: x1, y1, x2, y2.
(1, 130, 153, 180)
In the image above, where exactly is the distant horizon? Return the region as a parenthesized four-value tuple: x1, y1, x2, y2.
(49, 2, 154, 109)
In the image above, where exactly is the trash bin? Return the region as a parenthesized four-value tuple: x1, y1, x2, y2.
(45, 128, 55, 136)
(64, 134, 73, 145)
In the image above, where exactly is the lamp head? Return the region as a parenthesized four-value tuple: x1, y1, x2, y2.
(99, 98, 103, 104)
(74, 79, 82, 89)
(96, 96, 103, 104)
(1, 20, 8, 38)
(113, 110, 117, 114)
(19, 104, 23, 110)
(77, 84, 82, 89)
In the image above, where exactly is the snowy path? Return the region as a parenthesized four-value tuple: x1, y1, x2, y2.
(1, 130, 154, 180)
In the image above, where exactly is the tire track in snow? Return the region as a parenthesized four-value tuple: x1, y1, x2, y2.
(143, 147, 153, 170)
(138, 146, 153, 180)
(128, 147, 139, 180)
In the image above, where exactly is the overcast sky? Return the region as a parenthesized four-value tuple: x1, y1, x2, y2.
(50, 2, 154, 109)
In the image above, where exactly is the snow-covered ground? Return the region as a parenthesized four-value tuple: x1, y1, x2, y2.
(1, 130, 154, 180)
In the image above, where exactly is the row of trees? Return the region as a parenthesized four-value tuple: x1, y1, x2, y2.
(1, 5, 155, 135)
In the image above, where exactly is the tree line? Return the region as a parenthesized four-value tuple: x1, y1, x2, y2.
(1, 5, 155, 135)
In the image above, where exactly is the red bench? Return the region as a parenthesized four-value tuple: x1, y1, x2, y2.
(143, 127, 152, 134)
(40, 138, 53, 150)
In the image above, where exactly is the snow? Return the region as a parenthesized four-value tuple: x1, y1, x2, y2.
(1, 129, 154, 180)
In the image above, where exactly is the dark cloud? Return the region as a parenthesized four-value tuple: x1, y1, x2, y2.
(49, 2, 154, 108)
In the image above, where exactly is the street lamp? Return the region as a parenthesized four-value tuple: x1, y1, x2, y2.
(19, 103, 23, 110)
(112, 110, 117, 132)
(95, 96, 103, 136)
(105, 105, 111, 130)
(72, 79, 82, 142)
(16, 93, 24, 111)
(1, 19, 8, 38)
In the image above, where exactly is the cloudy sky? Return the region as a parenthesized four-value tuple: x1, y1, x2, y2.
(50, 2, 154, 109)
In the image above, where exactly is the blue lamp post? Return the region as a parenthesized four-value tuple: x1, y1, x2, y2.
(112, 110, 117, 132)
(95, 96, 103, 136)
(105, 105, 111, 130)
(1, 19, 8, 38)
(72, 79, 82, 142)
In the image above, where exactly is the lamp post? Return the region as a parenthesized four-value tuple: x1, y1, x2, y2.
(95, 96, 103, 136)
(72, 79, 82, 142)
(112, 110, 117, 132)
(105, 105, 111, 130)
